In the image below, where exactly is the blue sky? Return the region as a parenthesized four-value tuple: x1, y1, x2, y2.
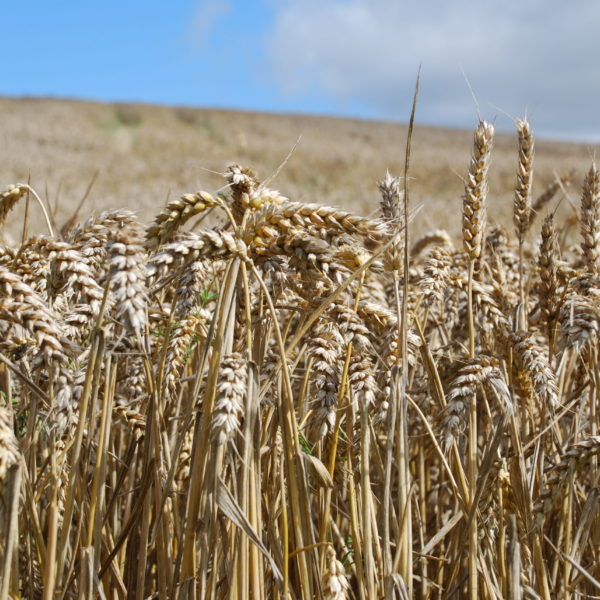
(2, 1, 600, 142)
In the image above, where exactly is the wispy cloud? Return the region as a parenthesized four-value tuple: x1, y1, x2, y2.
(265, 0, 600, 140)
(188, 0, 232, 48)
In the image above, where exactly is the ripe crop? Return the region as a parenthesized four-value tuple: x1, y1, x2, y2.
(0, 121, 597, 599)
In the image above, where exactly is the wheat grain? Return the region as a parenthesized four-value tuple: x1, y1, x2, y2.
(537, 215, 562, 328)
(0, 183, 28, 229)
(148, 230, 249, 279)
(440, 356, 510, 451)
(513, 119, 534, 244)
(535, 435, 600, 518)
(105, 227, 148, 338)
(463, 121, 494, 260)
(322, 546, 350, 600)
(580, 164, 600, 274)
(411, 229, 453, 258)
(0, 267, 67, 362)
(212, 352, 247, 445)
(306, 321, 344, 439)
(509, 331, 558, 409)
(559, 293, 600, 351)
(378, 170, 402, 222)
(145, 191, 218, 250)
(246, 200, 390, 245)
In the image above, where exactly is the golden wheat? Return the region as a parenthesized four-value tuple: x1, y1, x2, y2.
(0, 119, 598, 600)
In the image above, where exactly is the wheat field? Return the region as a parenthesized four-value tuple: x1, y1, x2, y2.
(0, 96, 594, 241)
(1, 99, 600, 599)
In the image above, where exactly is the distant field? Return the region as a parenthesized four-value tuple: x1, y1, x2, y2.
(0, 96, 594, 242)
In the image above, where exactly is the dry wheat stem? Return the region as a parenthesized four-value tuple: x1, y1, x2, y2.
(1, 118, 599, 599)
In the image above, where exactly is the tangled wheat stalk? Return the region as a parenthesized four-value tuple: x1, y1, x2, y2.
(0, 120, 597, 600)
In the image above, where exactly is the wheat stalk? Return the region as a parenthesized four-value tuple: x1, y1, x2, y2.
(2, 120, 599, 599)
(580, 164, 600, 274)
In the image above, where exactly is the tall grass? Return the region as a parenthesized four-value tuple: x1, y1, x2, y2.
(0, 122, 598, 599)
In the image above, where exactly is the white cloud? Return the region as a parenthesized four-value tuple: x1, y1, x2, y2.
(189, 0, 231, 48)
(265, 0, 600, 141)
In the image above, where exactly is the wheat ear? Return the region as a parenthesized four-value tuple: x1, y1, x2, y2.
(513, 119, 534, 244)
(580, 164, 600, 274)
(463, 121, 494, 260)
